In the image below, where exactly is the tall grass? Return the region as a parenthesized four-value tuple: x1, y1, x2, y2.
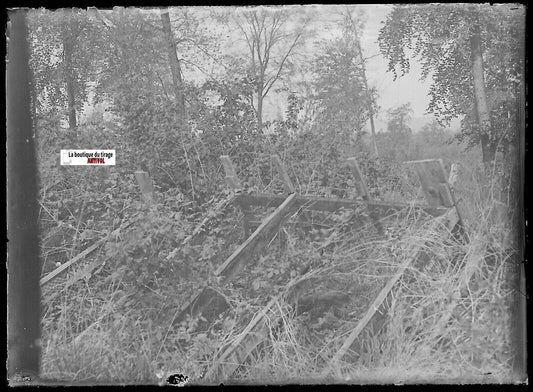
(39, 159, 522, 384)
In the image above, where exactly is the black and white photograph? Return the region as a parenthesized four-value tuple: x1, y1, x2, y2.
(6, 4, 526, 385)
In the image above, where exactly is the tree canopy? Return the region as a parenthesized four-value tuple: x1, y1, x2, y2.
(378, 4, 525, 162)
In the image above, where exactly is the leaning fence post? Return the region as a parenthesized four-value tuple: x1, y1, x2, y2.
(271, 154, 296, 194)
(347, 157, 370, 199)
(220, 155, 253, 237)
(220, 155, 242, 190)
(134, 170, 156, 205)
(347, 157, 384, 235)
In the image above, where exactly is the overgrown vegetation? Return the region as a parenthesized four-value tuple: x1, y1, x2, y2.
(30, 5, 523, 385)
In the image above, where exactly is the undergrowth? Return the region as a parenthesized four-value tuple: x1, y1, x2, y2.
(39, 159, 522, 385)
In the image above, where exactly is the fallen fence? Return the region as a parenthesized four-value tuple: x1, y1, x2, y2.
(196, 157, 465, 382)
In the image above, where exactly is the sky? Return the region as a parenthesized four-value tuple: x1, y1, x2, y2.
(86, 6, 461, 132)
(355, 5, 461, 132)
(253, 5, 461, 132)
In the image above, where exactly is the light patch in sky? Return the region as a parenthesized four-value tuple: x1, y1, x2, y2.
(254, 5, 460, 132)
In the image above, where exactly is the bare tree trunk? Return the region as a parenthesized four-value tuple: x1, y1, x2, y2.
(356, 42, 379, 157)
(368, 113, 379, 157)
(63, 30, 77, 137)
(256, 89, 263, 132)
(160, 8, 195, 200)
(469, 14, 495, 164)
(160, 8, 187, 121)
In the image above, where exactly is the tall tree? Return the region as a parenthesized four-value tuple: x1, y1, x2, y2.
(378, 4, 525, 164)
(341, 8, 379, 157)
(310, 26, 377, 156)
(468, 9, 492, 163)
(160, 8, 187, 120)
(28, 9, 104, 138)
(380, 103, 413, 162)
(231, 7, 311, 132)
(62, 9, 78, 133)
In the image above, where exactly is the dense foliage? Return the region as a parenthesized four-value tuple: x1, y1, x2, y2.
(378, 4, 524, 162)
(29, 6, 523, 384)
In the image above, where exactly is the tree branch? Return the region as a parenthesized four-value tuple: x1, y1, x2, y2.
(263, 29, 303, 98)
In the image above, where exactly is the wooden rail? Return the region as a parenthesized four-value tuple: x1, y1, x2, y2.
(204, 296, 281, 381)
(320, 207, 460, 378)
(40, 223, 132, 287)
(321, 160, 462, 378)
(173, 194, 297, 326)
(236, 193, 448, 217)
(42, 170, 155, 287)
(215, 193, 297, 282)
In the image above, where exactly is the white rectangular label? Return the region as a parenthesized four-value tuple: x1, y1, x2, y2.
(60, 150, 116, 166)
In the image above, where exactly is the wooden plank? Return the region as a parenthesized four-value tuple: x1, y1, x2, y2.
(236, 193, 448, 217)
(271, 155, 296, 193)
(404, 159, 449, 207)
(220, 155, 253, 234)
(448, 163, 460, 189)
(438, 183, 454, 208)
(405, 160, 464, 224)
(134, 170, 155, 204)
(205, 296, 280, 381)
(206, 275, 307, 381)
(322, 206, 460, 377)
(446, 163, 466, 229)
(174, 195, 296, 328)
(40, 223, 132, 286)
(215, 193, 297, 282)
(43, 168, 156, 287)
(220, 155, 242, 190)
(347, 157, 370, 199)
(347, 157, 384, 235)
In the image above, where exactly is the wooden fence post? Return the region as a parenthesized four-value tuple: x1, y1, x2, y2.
(271, 155, 296, 194)
(220, 155, 242, 190)
(134, 170, 156, 205)
(322, 160, 464, 378)
(220, 155, 253, 236)
(347, 157, 384, 235)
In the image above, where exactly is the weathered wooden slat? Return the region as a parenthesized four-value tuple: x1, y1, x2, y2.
(347, 157, 370, 199)
(271, 154, 296, 193)
(205, 296, 280, 381)
(321, 164, 462, 378)
(407, 160, 465, 226)
(404, 159, 449, 207)
(438, 183, 454, 208)
(172, 194, 297, 328)
(220, 155, 242, 190)
(321, 206, 460, 378)
(40, 223, 132, 286)
(236, 193, 448, 217)
(206, 274, 322, 382)
(220, 155, 253, 235)
(347, 157, 384, 235)
(43, 169, 159, 287)
(134, 170, 155, 204)
(448, 163, 460, 189)
(215, 193, 298, 282)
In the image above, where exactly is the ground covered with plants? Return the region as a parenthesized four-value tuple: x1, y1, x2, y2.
(29, 5, 524, 385)
(39, 132, 521, 384)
